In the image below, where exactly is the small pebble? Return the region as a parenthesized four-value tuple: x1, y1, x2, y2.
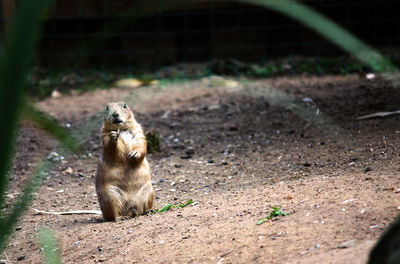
(302, 97, 314, 104)
(185, 148, 195, 155)
(337, 239, 355, 248)
(229, 125, 239, 131)
(28, 146, 36, 151)
(17, 255, 26, 261)
(64, 167, 74, 175)
(364, 167, 372, 173)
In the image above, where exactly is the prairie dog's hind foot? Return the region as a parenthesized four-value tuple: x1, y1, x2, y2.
(131, 208, 137, 217)
(115, 216, 132, 221)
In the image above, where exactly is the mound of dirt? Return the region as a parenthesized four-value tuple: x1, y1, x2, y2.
(4, 74, 400, 263)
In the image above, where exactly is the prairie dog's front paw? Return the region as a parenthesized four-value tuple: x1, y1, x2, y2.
(109, 130, 119, 141)
(128, 151, 141, 160)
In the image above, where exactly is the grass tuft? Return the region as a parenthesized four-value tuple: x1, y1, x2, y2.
(146, 130, 162, 153)
(257, 206, 290, 225)
(148, 199, 194, 214)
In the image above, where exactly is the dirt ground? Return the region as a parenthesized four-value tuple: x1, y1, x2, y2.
(3, 74, 400, 263)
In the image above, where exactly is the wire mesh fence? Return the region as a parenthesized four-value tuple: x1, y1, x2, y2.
(1, 0, 400, 76)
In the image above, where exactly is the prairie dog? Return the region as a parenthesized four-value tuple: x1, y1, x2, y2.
(95, 102, 154, 221)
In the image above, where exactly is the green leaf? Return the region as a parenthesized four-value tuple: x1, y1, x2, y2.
(22, 103, 80, 152)
(39, 227, 62, 264)
(149, 0, 396, 76)
(177, 199, 193, 208)
(269, 206, 290, 219)
(154, 200, 194, 213)
(0, 162, 50, 250)
(158, 204, 174, 212)
(257, 206, 290, 225)
(0, 0, 53, 254)
(257, 218, 268, 225)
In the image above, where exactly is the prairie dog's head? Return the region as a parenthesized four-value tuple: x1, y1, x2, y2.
(103, 102, 135, 130)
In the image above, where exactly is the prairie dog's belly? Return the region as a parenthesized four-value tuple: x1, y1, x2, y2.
(99, 160, 150, 186)
(119, 130, 137, 149)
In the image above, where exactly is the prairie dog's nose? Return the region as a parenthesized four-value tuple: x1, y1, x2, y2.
(112, 112, 119, 118)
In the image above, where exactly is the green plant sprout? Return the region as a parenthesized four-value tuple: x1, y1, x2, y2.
(149, 199, 194, 214)
(257, 206, 290, 225)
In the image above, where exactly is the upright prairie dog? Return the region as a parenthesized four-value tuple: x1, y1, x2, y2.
(96, 102, 154, 221)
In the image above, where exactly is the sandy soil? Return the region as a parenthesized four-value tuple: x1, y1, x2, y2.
(3, 74, 400, 263)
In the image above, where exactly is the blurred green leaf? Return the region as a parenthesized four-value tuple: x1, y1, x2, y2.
(154, 0, 396, 75)
(0, 0, 53, 254)
(0, 161, 50, 250)
(39, 227, 62, 264)
(243, 0, 396, 73)
(22, 103, 80, 152)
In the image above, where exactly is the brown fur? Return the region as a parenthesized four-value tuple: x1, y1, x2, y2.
(95, 102, 155, 221)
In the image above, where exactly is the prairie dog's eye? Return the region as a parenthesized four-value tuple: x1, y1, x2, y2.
(123, 104, 127, 109)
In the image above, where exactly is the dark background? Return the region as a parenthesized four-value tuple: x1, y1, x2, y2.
(1, 0, 399, 70)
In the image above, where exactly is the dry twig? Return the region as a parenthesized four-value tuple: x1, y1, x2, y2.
(356, 110, 400, 120)
(33, 209, 102, 215)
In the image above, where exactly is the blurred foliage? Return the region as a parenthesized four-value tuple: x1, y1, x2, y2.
(22, 104, 80, 152)
(39, 227, 62, 264)
(146, 130, 162, 153)
(0, 0, 78, 258)
(28, 53, 400, 98)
